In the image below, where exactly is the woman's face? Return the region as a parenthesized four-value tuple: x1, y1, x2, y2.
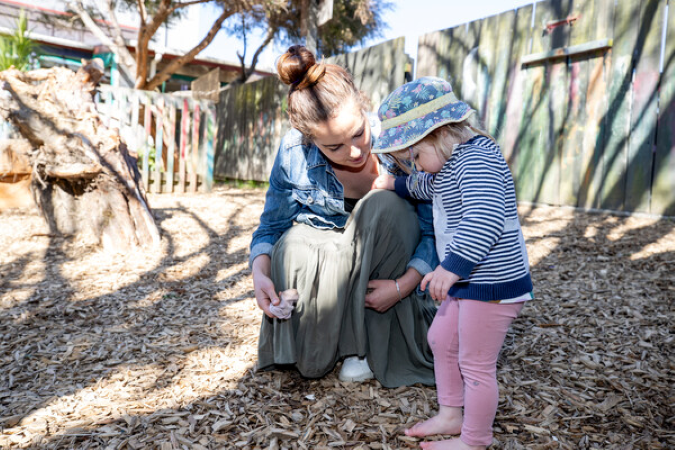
(311, 100, 371, 170)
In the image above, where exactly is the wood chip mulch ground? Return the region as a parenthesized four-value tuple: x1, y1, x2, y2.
(1, 185, 673, 449)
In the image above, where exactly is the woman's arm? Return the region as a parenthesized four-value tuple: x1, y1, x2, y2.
(249, 142, 302, 267)
(250, 138, 303, 316)
(252, 254, 281, 318)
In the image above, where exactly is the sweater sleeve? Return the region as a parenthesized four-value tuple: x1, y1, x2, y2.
(440, 151, 507, 278)
(394, 171, 436, 201)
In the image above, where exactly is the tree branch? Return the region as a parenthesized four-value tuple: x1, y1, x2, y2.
(144, 6, 235, 91)
(168, 0, 219, 13)
(96, 0, 130, 55)
(136, 0, 147, 22)
(239, 25, 275, 83)
(135, 0, 173, 87)
(67, 1, 136, 75)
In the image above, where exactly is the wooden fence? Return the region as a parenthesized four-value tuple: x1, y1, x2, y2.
(417, 0, 675, 216)
(95, 86, 216, 194)
(214, 37, 409, 182)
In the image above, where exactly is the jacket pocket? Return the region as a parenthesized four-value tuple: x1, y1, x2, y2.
(292, 188, 326, 209)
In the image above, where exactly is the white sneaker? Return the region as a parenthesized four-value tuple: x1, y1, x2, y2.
(339, 356, 374, 382)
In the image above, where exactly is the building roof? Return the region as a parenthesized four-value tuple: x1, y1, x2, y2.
(0, 0, 274, 80)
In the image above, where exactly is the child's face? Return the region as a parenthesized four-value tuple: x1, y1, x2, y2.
(408, 140, 446, 174)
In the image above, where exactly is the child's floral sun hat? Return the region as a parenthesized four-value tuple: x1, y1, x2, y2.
(372, 76, 475, 154)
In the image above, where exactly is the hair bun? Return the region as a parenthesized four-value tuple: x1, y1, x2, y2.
(277, 45, 319, 88)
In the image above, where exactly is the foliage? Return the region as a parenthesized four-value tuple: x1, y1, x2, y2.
(64, 0, 392, 90)
(0, 10, 37, 71)
(137, 143, 159, 173)
(227, 0, 393, 82)
(65, 0, 253, 91)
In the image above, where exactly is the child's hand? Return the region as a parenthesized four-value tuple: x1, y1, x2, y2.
(372, 174, 395, 190)
(421, 266, 460, 301)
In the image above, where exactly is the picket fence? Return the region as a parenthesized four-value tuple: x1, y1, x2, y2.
(95, 85, 216, 194)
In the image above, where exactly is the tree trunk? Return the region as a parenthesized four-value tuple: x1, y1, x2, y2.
(0, 62, 160, 251)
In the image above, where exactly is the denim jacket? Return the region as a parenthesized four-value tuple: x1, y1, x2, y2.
(250, 116, 438, 277)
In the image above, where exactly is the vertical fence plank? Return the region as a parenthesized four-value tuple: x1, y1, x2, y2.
(214, 86, 232, 182)
(575, 0, 616, 209)
(652, 0, 675, 215)
(543, 0, 575, 206)
(203, 104, 216, 193)
(178, 98, 190, 194)
(601, 0, 642, 210)
(165, 100, 176, 193)
(152, 96, 164, 194)
(514, 61, 545, 203)
(417, 31, 443, 78)
(560, 0, 610, 207)
(455, 21, 483, 108)
(129, 91, 140, 154)
(476, 15, 497, 128)
(142, 94, 152, 192)
(502, 4, 534, 168)
(516, 1, 556, 205)
(560, 0, 591, 207)
(625, 0, 664, 212)
(487, 9, 517, 144)
(104, 89, 113, 128)
(190, 101, 200, 192)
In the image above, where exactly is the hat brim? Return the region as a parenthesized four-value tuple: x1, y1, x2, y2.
(372, 103, 474, 154)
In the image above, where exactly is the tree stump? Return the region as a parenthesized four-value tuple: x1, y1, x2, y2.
(0, 62, 160, 251)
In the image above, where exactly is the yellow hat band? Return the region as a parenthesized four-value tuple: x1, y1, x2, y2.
(380, 92, 462, 131)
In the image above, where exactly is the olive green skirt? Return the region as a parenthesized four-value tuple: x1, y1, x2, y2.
(257, 190, 436, 388)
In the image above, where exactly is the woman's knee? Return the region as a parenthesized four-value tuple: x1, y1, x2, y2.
(353, 190, 419, 240)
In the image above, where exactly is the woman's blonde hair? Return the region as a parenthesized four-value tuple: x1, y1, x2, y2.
(276, 45, 370, 138)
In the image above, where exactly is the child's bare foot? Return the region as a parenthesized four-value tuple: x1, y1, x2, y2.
(419, 437, 486, 450)
(404, 406, 462, 438)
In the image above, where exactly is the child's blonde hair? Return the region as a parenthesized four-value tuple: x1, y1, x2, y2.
(391, 118, 494, 174)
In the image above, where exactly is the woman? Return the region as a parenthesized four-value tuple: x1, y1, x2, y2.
(250, 45, 437, 387)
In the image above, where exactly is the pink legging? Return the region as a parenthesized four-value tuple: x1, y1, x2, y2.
(428, 297, 524, 447)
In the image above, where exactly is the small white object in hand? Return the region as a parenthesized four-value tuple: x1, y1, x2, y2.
(270, 289, 299, 319)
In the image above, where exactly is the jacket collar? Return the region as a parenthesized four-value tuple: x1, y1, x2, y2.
(306, 142, 328, 170)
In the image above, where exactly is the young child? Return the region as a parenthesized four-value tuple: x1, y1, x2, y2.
(371, 77, 534, 450)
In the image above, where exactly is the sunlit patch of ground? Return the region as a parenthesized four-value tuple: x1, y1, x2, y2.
(1, 186, 673, 449)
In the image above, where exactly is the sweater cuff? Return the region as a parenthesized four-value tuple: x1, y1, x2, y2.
(440, 253, 476, 279)
(394, 176, 411, 198)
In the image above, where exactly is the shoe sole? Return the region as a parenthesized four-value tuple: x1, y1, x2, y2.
(338, 372, 374, 382)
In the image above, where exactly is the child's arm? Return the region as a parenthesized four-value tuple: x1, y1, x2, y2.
(399, 172, 436, 201)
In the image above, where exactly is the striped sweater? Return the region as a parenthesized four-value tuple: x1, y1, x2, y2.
(394, 136, 533, 301)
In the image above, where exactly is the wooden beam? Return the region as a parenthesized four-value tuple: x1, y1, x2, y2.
(521, 38, 613, 65)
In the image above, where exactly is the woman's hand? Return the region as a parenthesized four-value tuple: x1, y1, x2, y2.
(421, 266, 460, 301)
(252, 255, 281, 318)
(372, 174, 395, 190)
(365, 279, 400, 312)
(365, 268, 423, 312)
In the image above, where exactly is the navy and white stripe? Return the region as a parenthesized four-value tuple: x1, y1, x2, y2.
(395, 136, 533, 301)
